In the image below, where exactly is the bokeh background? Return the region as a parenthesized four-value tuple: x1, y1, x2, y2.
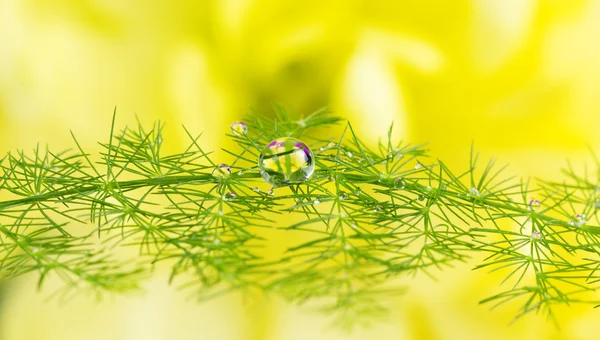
(1, 1, 600, 339)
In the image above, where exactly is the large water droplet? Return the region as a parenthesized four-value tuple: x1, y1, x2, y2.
(230, 121, 248, 136)
(258, 137, 315, 186)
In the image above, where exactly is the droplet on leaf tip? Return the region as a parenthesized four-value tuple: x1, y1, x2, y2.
(230, 121, 248, 136)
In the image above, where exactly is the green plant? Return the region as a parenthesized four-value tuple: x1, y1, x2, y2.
(0, 107, 599, 325)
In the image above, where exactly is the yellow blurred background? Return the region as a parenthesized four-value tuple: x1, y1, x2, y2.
(1, 0, 600, 339)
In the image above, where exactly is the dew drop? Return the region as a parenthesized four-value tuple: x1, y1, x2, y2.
(394, 178, 406, 189)
(339, 192, 348, 200)
(327, 142, 336, 149)
(230, 121, 248, 136)
(267, 188, 275, 196)
(223, 192, 237, 201)
(252, 187, 260, 193)
(374, 205, 382, 212)
(344, 244, 351, 250)
(354, 187, 362, 196)
(346, 151, 353, 158)
(414, 162, 422, 170)
(43, 163, 51, 169)
(212, 164, 231, 178)
(531, 231, 542, 240)
(417, 194, 425, 201)
(467, 187, 480, 197)
(350, 223, 357, 229)
(217, 210, 224, 216)
(238, 170, 245, 175)
(213, 238, 221, 245)
(258, 137, 315, 187)
(32, 247, 39, 253)
(314, 198, 321, 205)
(529, 199, 541, 210)
(319, 147, 326, 152)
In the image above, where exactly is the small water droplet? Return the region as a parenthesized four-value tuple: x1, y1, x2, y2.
(414, 162, 422, 169)
(217, 210, 224, 216)
(213, 238, 221, 245)
(252, 187, 260, 193)
(354, 187, 362, 196)
(314, 198, 321, 205)
(267, 188, 274, 196)
(346, 151, 353, 158)
(43, 163, 51, 169)
(531, 231, 542, 240)
(417, 194, 425, 201)
(339, 192, 348, 200)
(53, 167, 60, 171)
(426, 186, 432, 191)
(230, 121, 248, 136)
(223, 191, 237, 201)
(238, 170, 245, 175)
(327, 142, 336, 149)
(344, 244, 351, 250)
(32, 248, 39, 253)
(374, 205, 382, 212)
(297, 119, 306, 127)
(570, 214, 587, 227)
(467, 187, 480, 197)
(529, 199, 541, 210)
(350, 223, 357, 229)
(157, 137, 162, 144)
(319, 147, 326, 152)
(212, 164, 231, 178)
(394, 178, 406, 189)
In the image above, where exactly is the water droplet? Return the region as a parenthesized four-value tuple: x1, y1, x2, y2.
(344, 244, 351, 250)
(213, 238, 221, 245)
(570, 214, 587, 227)
(238, 170, 245, 175)
(350, 223, 357, 229)
(258, 137, 315, 186)
(319, 147, 326, 152)
(252, 187, 260, 193)
(394, 178, 406, 189)
(531, 231, 542, 240)
(230, 121, 248, 136)
(157, 137, 163, 144)
(314, 198, 321, 205)
(417, 194, 425, 201)
(354, 187, 362, 196)
(339, 192, 348, 200)
(467, 187, 480, 197)
(346, 151, 354, 158)
(212, 164, 231, 178)
(32, 248, 39, 253)
(53, 167, 60, 172)
(217, 210, 224, 216)
(340, 212, 347, 218)
(297, 119, 306, 127)
(415, 162, 422, 169)
(43, 163, 51, 169)
(374, 205, 382, 212)
(267, 188, 275, 196)
(223, 192, 237, 201)
(327, 142, 336, 149)
(426, 186, 432, 191)
(529, 199, 541, 210)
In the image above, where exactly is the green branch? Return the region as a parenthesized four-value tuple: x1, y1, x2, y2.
(0, 107, 599, 326)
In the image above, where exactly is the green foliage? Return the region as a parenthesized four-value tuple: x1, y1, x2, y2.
(0, 107, 599, 323)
